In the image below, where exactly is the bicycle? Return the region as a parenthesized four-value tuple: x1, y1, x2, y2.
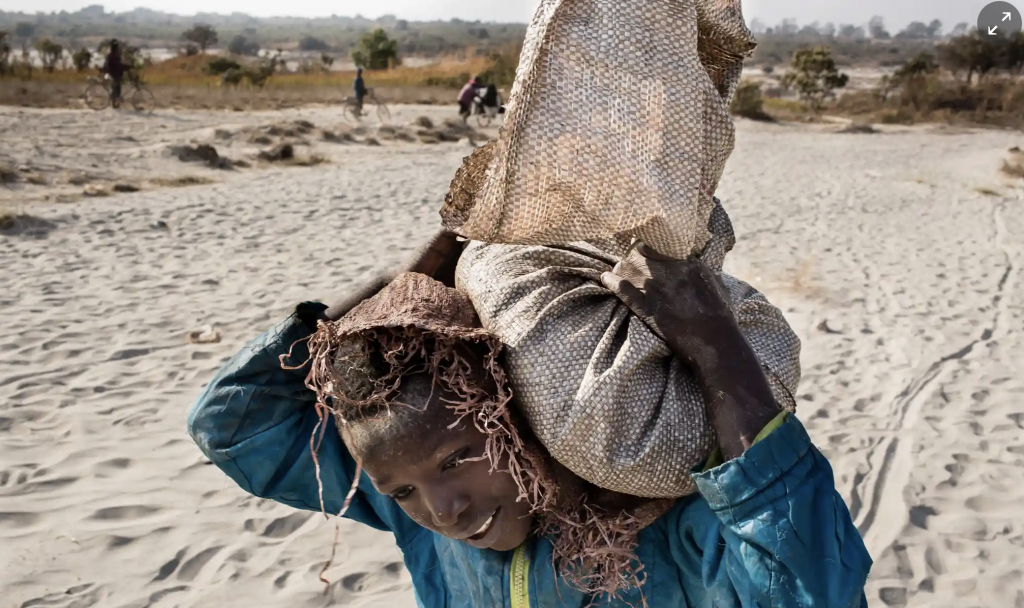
(84, 72, 156, 113)
(343, 88, 391, 124)
(473, 98, 503, 128)
(472, 86, 504, 128)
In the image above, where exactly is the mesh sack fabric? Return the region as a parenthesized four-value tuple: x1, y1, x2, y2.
(455, 202, 801, 498)
(442, 0, 757, 259)
(442, 0, 801, 498)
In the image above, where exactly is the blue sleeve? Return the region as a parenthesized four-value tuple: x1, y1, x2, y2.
(674, 415, 872, 607)
(186, 307, 420, 544)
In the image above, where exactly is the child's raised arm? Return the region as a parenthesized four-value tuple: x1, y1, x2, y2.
(186, 304, 415, 538)
(603, 250, 872, 606)
(187, 229, 466, 544)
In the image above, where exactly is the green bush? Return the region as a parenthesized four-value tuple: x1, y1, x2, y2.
(298, 35, 330, 52)
(351, 28, 399, 70)
(72, 47, 92, 72)
(781, 46, 849, 111)
(227, 34, 260, 56)
(478, 44, 520, 87)
(729, 80, 772, 121)
(204, 57, 241, 76)
(33, 38, 63, 73)
(0, 31, 11, 77)
(425, 72, 470, 88)
(182, 24, 218, 54)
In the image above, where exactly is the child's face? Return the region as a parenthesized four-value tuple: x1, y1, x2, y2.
(345, 374, 535, 551)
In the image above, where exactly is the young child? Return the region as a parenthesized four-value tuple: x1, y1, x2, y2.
(188, 230, 872, 607)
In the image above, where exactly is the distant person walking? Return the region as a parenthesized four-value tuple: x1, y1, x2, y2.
(102, 40, 126, 109)
(457, 75, 480, 123)
(353, 67, 368, 115)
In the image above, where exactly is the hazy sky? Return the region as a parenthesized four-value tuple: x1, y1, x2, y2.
(2, 0, 978, 31)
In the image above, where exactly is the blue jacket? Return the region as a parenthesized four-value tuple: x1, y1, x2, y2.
(187, 308, 872, 608)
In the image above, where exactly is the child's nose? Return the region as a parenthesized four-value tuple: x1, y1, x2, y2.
(424, 488, 470, 528)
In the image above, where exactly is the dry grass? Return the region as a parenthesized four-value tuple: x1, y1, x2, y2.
(839, 123, 878, 134)
(833, 78, 1024, 130)
(0, 80, 456, 110)
(23, 55, 492, 89)
(762, 98, 813, 122)
(2, 54, 486, 110)
(149, 176, 214, 188)
(287, 154, 328, 167)
(976, 187, 1001, 197)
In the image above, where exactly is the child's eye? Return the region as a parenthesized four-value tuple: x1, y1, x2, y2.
(441, 448, 469, 472)
(391, 486, 414, 501)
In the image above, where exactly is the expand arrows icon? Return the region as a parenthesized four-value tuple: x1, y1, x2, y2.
(1004, 12, 1013, 21)
(989, 25, 1000, 35)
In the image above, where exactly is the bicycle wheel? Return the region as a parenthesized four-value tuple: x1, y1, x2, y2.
(131, 87, 156, 113)
(343, 103, 362, 123)
(375, 99, 391, 124)
(84, 82, 110, 111)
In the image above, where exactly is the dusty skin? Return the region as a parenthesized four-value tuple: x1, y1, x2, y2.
(1, 105, 1022, 608)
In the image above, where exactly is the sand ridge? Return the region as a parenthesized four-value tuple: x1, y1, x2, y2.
(1, 106, 1023, 607)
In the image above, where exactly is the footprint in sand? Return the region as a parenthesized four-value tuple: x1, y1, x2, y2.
(273, 571, 291, 589)
(176, 546, 224, 582)
(88, 505, 162, 521)
(18, 582, 105, 608)
(341, 571, 369, 592)
(152, 548, 187, 582)
(260, 512, 312, 539)
(0, 511, 42, 534)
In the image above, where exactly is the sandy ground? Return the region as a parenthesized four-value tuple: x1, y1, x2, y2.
(1, 105, 1023, 608)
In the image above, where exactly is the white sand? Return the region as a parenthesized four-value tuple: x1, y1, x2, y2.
(1, 106, 1022, 608)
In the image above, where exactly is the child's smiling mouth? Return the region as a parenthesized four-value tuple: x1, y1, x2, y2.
(462, 507, 500, 545)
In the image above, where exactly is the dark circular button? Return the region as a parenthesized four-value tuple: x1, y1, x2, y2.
(978, 1, 1022, 46)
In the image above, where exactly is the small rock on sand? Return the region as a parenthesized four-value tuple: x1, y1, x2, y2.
(82, 184, 109, 197)
(257, 144, 295, 162)
(187, 325, 222, 344)
(840, 123, 878, 134)
(816, 319, 844, 334)
(0, 163, 18, 183)
(113, 183, 140, 193)
(170, 144, 234, 170)
(172, 144, 220, 164)
(322, 130, 355, 143)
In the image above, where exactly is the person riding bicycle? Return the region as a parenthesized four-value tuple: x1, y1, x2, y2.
(353, 67, 368, 115)
(457, 75, 480, 123)
(101, 40, 126, 109)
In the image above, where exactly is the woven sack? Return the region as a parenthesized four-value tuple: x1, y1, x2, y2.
(444, 0, 799, 497)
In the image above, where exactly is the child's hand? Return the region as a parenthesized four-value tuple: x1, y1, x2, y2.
(601, 243, 780, 461)
(600, 244, 737, 366)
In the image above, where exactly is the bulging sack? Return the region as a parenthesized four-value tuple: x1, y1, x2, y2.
(442, 0, 757, 259)
(444, 0, 798, 498)
(456, 203, 800, 498)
